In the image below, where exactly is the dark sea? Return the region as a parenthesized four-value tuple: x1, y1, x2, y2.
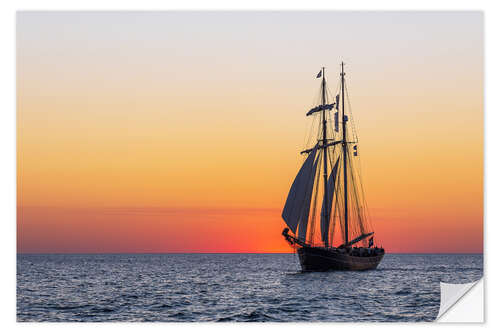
(17, 253, 483, 322)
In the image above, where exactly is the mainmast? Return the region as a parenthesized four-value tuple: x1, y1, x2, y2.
(321, 67, 329, 247)
(341, 62, 349, 245)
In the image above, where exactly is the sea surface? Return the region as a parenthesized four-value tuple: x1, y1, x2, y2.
(17, 253, 483, 322)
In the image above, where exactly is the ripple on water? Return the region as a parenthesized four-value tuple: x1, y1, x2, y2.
(17, 253, 483, 322)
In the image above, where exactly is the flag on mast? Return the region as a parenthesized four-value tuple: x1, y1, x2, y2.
(316, 70, 322, 78)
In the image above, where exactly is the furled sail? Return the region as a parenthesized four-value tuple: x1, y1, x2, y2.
(306, 104, 335, 116)
(345, 232, 374, 247)
(320, 158, 340, 244)
(282, 145, 319, 234)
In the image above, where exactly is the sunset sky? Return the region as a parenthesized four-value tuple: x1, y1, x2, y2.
(17, 11, 483, 253)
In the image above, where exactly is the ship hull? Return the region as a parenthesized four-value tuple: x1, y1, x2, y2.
(297, 246, 384, 271)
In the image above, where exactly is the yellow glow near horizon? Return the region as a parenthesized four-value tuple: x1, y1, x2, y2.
(17, 11, 483, 253)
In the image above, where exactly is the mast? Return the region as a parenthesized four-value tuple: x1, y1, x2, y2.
(320, 68, 330, 247)
(321, 67, 329, 247)
(341, 62, 349, 245)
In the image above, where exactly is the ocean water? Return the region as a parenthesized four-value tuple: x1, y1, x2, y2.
(17, 253, 483, 322)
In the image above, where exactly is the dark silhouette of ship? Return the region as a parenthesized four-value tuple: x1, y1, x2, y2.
(281, 63, 384, 271)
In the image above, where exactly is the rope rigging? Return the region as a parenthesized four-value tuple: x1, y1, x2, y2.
(299, 65, 374, 247)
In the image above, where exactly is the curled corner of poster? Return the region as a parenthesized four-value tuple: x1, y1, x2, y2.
(435, 278, 484, 323)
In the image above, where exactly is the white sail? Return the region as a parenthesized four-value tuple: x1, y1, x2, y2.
(320, 157, 340, 244)
(297, 156, 320, 241)
(281, 145, 319, 234)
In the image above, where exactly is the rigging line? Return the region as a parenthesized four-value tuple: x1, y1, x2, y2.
(308, 157, 321, 243)
(344, 81, 359, 143)
(351, 143, 375, 232)
(328, 145, 336, 169)
(349, 153, 370, 244)
(326, 96, 337, 142)
(336, 153, 346, 244)
(325, 81, 341, 138)
(324, 136, 339, 245)
(302, 80, 324, 154)
(303, 83, 322, 152)
(323, 112, 339, 228)
(324, 75, 340, 148)
(316, 115, 322, 144)
(326, 78, 341, 107)
(323, 80, 335, 147)
(344, 80, 375, 233)
(329, 154, 342, 244)
(303, 113, 322, 160)
(324, 149, 334, 244)
(330, 189, 338, 245)
(331, 160, 343, 245)
(357, 164, 375, 232)
(347, 151, 362, 219)
(303, 113, 318, 155)
(348, 159, 365, 238)
(347, 157, 363, 240)
(310, 81, 322, 109)
(348, 151, 364, 234)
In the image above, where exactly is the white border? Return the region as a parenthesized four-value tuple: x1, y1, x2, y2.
(2, 0, 498, 331)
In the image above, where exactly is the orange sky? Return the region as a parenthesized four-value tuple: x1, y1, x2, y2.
(17, 12, 483, 253)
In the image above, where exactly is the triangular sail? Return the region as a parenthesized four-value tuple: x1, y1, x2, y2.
(297, 156, 320, 241)
(282, 145, 319, 234)
(320, 157, 340, 245)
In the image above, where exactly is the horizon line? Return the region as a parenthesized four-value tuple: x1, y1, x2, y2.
(17, 252, 484, 255)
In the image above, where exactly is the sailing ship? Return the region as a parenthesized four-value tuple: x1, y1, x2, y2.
(281, 63, 385, 271)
